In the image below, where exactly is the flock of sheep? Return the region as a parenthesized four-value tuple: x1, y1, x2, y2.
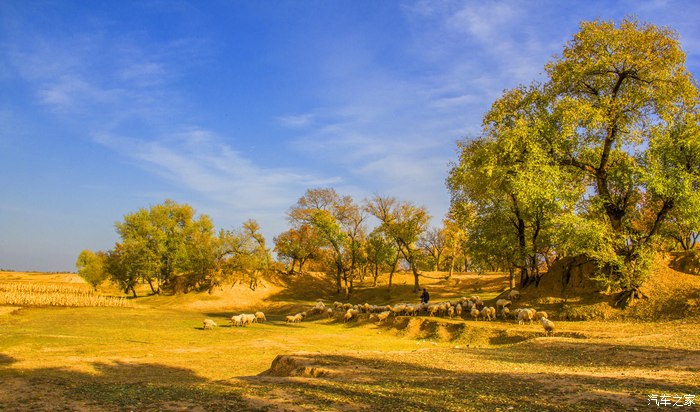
(202, 288, 556, 336)
(203, 311, 267, 329)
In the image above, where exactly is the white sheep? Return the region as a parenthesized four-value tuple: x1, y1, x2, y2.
(344, 309, 359, 323)
(534, 311, 548, 320)
(203, 319, 217, 329)
(292, 313, 303, 323)
(508, 289, 521, 301)
(231, 315, 243, 327)
(517, 309, 534, 325)
(470, 307, 480, 320)
(541, 317, 555, 336)
(376, 311, 391, 323)
(285, 315, 296, 323)
(496, 299, 512, 312)
(255, 311, 267, 323)
(500, 307, 510, 320)
(480, 306, 493, 321)
(455, 303, 463, 317)
(325, 308, 334, 318)
(240, 313, 256, 326)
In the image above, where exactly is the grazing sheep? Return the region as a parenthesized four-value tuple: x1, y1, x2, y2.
(376, 311, 391, 323)
(470, 307, 480, 321)
(285, 315, 296, 323)
(428, 304, 439, 317)
(534, 311, 548, 320)
(240, 313, 256, 326)
(480, 307, 492, 321)
(344, 309, 359, 323)
(404, 305, 418, 316)
(325, 308, 334, 318)
(255, 311, 267, 323)
(455, 303, 463, 317)
(334, 301, 343, 311)
(203, 319, 217, 329)
(231, 315, 243, 327)
(447, 306, 455, 318)
(293, 313, 303, 323)
(496, 299, 512, 311)
(391, 304, 407, 316)
(517, 309, 534, 325)
(508, 289, 521, 301)
(342, 303, 353, 311)
(541, 317, 555, 336)
(500, 307, 510, 320)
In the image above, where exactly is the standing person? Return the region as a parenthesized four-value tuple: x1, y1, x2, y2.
(420, 288, 430, 304)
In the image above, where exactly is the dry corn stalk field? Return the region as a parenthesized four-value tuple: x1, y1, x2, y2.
(0, 281, 132, 307)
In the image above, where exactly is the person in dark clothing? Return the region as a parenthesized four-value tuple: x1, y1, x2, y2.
(420, 288, 430, 304)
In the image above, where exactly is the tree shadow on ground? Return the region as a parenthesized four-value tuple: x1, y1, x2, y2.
(0, 360, 251, 411)
(479, 340, 700, 371)
(239, 350, 699, 412)
(0, 353, 16, 366)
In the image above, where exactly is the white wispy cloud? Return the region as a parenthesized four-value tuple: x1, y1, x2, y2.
(4, 18, 333, 226)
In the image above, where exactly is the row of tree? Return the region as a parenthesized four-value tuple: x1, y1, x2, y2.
(77, 195, 465, 297)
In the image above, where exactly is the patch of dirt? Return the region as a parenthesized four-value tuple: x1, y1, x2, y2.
(0, 377, 102, 411)
(259, 353, 341, 378)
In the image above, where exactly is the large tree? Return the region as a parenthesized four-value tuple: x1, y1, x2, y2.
(448, 85, 578, 288)
(102, 200, 229, 294)
(545, 19, 700, 298)
(449, 19, 700, 302)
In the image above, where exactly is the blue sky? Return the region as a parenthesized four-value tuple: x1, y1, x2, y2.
(1, 1, 699, 272)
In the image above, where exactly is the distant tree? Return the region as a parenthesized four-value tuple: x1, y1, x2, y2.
(365, 195, 430, 293)
(364, 228, 398, 287)
(75, 250, 107, 291)
(418, 227, 447, 272)
(273, 224, 323, 274)
(289, 188, 366, 297)
(104, 243, 140, 297)
(442, 215, 465, 279)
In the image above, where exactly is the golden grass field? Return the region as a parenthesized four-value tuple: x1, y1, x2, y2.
(0, 267, 698, 411)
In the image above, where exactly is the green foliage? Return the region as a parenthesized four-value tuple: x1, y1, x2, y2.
(108, 200, 216, 294)
(288, 188, 367, 296)
(75, 249, 108, 290)
(448, 18, 700, 293)
(365, 195, 430, 292)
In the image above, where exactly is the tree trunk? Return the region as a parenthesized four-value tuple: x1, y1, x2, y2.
(509, 267, 515, 289)
(388, 253, 399, 290)
(411, 260, 420, 293)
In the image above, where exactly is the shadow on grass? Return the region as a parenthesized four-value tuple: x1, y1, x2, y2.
(480, 340, 700, 371)
(0, 353, 16, 366)
(240, 350, 699, 412)
(0, 360, 251, 411)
